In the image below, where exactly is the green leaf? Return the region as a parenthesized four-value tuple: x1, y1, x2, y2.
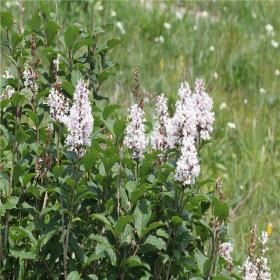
(0, 12, 13, 30)
(87, 275, 98, 280)
(69, 235, 85, 263)
(64, 25, 79, 49)
(0, 196, 19, 217)
(0, 124, 9, 149)
(103, 104, 121, 120)
(130, 184, 150, 204)
(107, 38, 121, 49)
(45, 21, 59, 43)
(133, 199, 151, 238)
(62, 80, 74, 97)
(95, 243, 116, 266)
(21, 173, 36, 186)
(142, 221, 165, 238)
(120, 224, 133, 247)
(113, 118, 125, 144)
(171, 215, 183, 226)
(99, 71, 114, 84)
(53, 165, 64, 179)
(144, 235, 166, 251)
(67, 271, 81, 280)
(212, 197, 229, 221)
(91, 213, 113, 231)
(27, 111, 40, 127)
(73, 37, 94, 54)
(0, 174, 9, 197)
(114, 215, 133, 238)
(194, 250, 210, 275)
(28, 13, 41, 31)
(11, 32, 21, 48)
(125, 256, 143, 267)
(10, 249, 36, 260)
(15, 127, 29, 142)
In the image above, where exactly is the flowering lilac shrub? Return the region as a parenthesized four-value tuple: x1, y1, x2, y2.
(0, 8, 271, 280)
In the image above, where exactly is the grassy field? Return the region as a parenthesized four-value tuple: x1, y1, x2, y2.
(3, 0, 280, 277)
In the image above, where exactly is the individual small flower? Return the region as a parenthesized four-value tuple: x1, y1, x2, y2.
(213, 72, 218, 80)
(150, 94, 170, 151)
(2, 70, 13, 79)
(196, 10, 208, 19)
(252, 12, 257, 19)
(265, 24, 274, 36)
(259, 88, 266, 94)
(220, 102, 227, 110)
(275, 69, 280, 76)
(244, 99, 248, 105)
(47, 87, 69, 123)
(227, 122, 236, 129)
(163, 22, 171, 30)
(167, 82, 197, 147)
(271, 40, 279, 48)
(116, 21, 126, 34)
(266, 223, 273, 236)
(155, 36, 165, 44)
(219, 242, 233, 263)
(111, 10, 116, 17)
(124, 104, 147, 160)
(192, 79, 215, 140)
(64, 80, 93, 157)
(23, 65, 38, 94)
(175, 10, 185, 20)
(175, 136, 200, 186)
(209, 45, 215, 52)
(53, 54, 60, 72)
(0, 85, 15, 101)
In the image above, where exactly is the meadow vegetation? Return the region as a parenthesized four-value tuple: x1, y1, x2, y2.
(1, 0, 280, 278)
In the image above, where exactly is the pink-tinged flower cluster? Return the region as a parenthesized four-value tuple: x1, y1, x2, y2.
(47, 87, 69, 124)
(218, 242, 233, 263)
(124, 104, 147, 160)
(166, 82, 197, 148)
(0, 85, 15, 101)
(124, 79, 214, 186)
(64, 80, 93, 157)
(192, 79, 215, 140)
(150, 94, 170, 151)
(243, 231, 271, 280)
(23, 65, 38, 94)
(1, 70, 15, 101)
(174, 137, 200, 185)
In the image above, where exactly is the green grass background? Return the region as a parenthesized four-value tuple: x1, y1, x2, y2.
(2, 0, 280, 277)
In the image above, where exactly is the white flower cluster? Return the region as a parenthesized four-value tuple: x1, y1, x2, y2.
(124, 79, 214, 186)
(167, 82, 197, 147)
(64, 80, 94, 157)
(0, 86, 15, 101)
(193, 79, 215, 140)
(174, 137, 200, 185)
(150, 94, 170, 151)
(47, 87, 69, 123)
(243, 231, 271, 280)
(23, 65, 38, 94)
(218, 242, 233, 263)
(1, 70, 15, 101)
(124, 104, 147, 160)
